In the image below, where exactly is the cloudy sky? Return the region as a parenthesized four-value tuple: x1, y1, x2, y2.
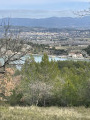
(0, 0, 90, 18)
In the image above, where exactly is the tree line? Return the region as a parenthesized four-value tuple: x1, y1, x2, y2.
(7, 54, 90, 107)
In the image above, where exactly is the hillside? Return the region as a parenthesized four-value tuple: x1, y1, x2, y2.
(0, 16, 90, 28)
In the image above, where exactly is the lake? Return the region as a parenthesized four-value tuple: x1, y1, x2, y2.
(0, 54, 67, 69)
(0, 54, 90, 69)
(15, 54, 90, 69)
(29, 54, 67, 62)
(21, 54, 90, 62)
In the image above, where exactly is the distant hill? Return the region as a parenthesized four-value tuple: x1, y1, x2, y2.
(0, 16, 90, 28)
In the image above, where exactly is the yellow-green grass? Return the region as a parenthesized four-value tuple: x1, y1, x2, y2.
(0, 106, 90, 120)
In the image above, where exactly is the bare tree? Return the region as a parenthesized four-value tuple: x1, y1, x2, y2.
(0, 19, 31, 100)
(21, 81, 52, 106)
(74, 3, 90, 17)
(76, 9, 90, 17)
(0, 19, 31, 74)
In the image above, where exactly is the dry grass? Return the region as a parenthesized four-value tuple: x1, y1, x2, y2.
(0, 106, 90, 120)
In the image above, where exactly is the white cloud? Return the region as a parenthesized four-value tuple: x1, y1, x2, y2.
(0, 10, 76, 18)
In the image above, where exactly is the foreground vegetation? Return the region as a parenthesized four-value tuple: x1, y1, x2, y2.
(0, 106, 90, 120)
(84, 45, 90, 56)
(0, 54, 90, 119)
(6, 54, 90, 107)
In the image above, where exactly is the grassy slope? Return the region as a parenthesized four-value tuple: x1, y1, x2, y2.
(0, 106, 90, 120)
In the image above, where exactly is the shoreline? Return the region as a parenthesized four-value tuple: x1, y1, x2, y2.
(29, 53, 90, 61)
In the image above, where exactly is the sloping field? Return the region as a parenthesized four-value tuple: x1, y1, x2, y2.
(0, 106, 90, 120)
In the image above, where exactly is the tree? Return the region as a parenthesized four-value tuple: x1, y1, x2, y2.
(84, 45, 90, 56)
(0, 19, 31, 100)
(20, 54, 59, 106)
(84, 79, 90, 107)
(74, 4, 90, 17)
(0, 20, 31, 74)
(39, 53, 59, 83)
(20, 81, 52, 106)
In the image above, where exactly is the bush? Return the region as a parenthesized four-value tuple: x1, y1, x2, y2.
(8, 90, 23, 106)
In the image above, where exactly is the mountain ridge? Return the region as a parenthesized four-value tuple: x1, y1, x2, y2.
(0, 16, 90, 28)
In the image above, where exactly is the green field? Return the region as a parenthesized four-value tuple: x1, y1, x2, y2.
(0, 106, 90, 120)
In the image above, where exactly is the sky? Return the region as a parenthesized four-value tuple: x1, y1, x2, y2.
(0, 0, 90, 18)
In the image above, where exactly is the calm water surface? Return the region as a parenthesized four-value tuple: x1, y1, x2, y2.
(0, 54, 90, 69)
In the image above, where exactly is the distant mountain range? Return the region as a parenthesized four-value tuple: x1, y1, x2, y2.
(0, 16, 90, 28)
